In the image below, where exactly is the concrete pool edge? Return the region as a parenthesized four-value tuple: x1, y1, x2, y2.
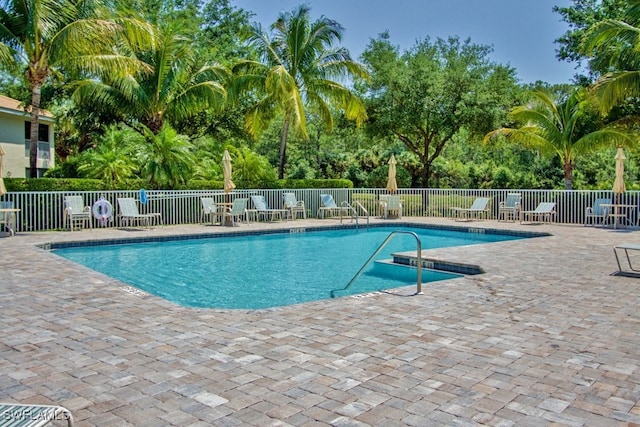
(38, 221, 551, 250)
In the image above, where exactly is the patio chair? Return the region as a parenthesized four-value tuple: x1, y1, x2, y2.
(117, 197, 160, 229)
(585, 198, 611, 227)
(0, 402, 74, 426)
(378, 195, 389, 218)
(520, 202, 556, 224)
(63, 195, 92, 231)
(200, 197, 221, 225)
(248, 195, 288, 222)
(498, 193, 521, 222)
(283, 192, 306, 219)
(450, 197, 490, 221)
(223, 198, 249, 226)
(382, 195, 403, 219)
(317, 194, 351, 219)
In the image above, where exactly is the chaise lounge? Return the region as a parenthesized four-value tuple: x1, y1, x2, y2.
(450, 197, 490, 221)
(520, 202, 556, 224)
(117, 197, 161, 229)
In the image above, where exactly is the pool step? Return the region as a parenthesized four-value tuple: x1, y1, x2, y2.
(371, 259, 463, 282)
(389, 252, 485, 275)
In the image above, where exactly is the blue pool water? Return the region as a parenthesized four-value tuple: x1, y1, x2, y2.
(52, 226, 524, 309)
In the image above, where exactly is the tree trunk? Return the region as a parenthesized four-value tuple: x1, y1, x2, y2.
(564, 161, 573, 191)
(29, 84, 42, 178)
(420, 160, 430, 188)
(278, 113, 291, 179)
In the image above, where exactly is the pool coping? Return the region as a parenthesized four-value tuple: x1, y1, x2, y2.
(39, 221, 550, 250)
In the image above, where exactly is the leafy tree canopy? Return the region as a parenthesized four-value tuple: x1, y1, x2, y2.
(360, 33, 520, 186)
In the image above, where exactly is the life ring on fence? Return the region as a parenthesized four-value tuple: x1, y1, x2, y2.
(139, 189, 148, 205)
(92, 198, 113, 226)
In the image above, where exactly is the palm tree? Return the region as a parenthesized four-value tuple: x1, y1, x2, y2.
(73, 23, 229, 134)
(77, 125, 141, 185)
(231, 4, 368, 179)
(581, 0, 640, 113)
(484, 89, 636, 190)
(0, 0, 152, 177)
(137, 124, 194, 188)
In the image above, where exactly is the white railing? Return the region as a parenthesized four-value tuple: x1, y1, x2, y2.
(0, 188, 636, 232)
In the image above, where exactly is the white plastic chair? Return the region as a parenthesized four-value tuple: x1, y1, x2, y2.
(283, 193, 306, 219)
(63, 195, 92, 231)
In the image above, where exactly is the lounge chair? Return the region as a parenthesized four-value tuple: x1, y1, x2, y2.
(382, 195, 403, 219)
(520, 202, 556, 224)
(450, 197, 490, 221)
(248, 195, 288, 221)
(223, 198, 249, 226)
(585, 198, 611, 226)
(200, 197, 221, 225)
(117, 197, 161, 228)
(283, 192, 306, 219)
(498, 193, 521, 222)
(0, 402, 74, 426)
(317, 194, 351, 219)
(63, 195, 92, 231)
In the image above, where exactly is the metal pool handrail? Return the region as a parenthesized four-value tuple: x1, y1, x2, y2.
(330, 230, 423, 298)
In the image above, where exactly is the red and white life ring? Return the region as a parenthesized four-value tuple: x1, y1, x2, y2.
(92, 198, 113, 226)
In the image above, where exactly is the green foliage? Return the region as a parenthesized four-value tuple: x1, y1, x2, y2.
(0, 0, 154, 176)
(361, 33, 520, 186)
(554, 0, 627, 81)
(138, 125, 195, 189)
(73, 23, 229, 135)
(77, 125, 142, 186)
(3, 177, 152, 191)
(43, 156, 83, 178)
(231, 4, 369, 178)
(484, 89, 637, 189)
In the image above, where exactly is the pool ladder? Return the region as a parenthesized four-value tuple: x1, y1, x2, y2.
(330, 231, 422, 298)
(340, 200, 369, 228)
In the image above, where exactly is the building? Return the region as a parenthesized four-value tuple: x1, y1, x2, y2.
(0, 94, 55, 178)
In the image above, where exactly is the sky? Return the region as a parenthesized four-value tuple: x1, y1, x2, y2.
(232, 0, 579, 85)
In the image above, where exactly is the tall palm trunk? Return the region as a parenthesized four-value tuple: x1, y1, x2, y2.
(29, 83, 42, 178)
(564, 161, 573, 190)
(278, 112, 291, 179)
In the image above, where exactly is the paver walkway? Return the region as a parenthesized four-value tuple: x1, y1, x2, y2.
(1, 218, 640, 426)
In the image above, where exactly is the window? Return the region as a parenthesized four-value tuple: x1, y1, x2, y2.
(24, 121, 51, 158)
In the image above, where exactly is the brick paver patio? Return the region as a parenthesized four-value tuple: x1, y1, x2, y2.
(1, 218, 639, 426)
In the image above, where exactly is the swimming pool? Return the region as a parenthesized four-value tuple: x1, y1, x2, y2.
(52, 225, 527, 309)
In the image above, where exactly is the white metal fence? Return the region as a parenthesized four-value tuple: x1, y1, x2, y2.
(0, 188, 637, 232)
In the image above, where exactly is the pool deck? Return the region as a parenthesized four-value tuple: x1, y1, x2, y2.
(1, 217, 640, 426)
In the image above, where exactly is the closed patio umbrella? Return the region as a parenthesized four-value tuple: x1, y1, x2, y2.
(0, 144, 6, 196)
(386, 154, 398, 194)
(613, 146, 626, 197)
(222, 149, 235, 202)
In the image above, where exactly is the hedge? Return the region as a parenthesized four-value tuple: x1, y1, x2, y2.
(3, 177, 354, 192)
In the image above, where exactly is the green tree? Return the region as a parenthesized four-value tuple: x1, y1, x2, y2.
(0, 0, 151, 177)
(230, 146, 277, 187)
(581, 0, 640, 114)
(73, 23, 229, 134)
(554, 0, 627, 82)
(137, 124, 194, 188)
(77, 125, 141, 184)
(361, 34, 519, 187)
(231, 4, 368, 179)
(484, 89, 636, 190)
